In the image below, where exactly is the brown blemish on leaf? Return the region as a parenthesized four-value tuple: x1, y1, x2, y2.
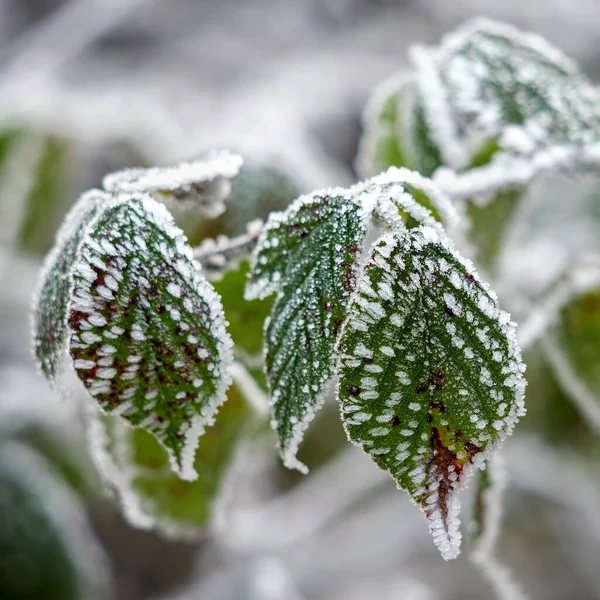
(427, 428, 458, 527)
(429, 399, 447, 413)
(428, 370, 445, 391)
(390, 415, 402, 427)
(348, 385, 360, 397)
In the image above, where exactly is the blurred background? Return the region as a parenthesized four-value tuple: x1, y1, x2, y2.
(2, 1, 600, 599)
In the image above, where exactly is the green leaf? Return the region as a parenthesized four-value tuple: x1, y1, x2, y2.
(17, 135, 72, 255)
(469, 457, 503, 552)
(359, 76, 442, 178)
(246, 189, 374, 472)
(435, 18, 600, 155)
(0, 442, 108, 599)
(336, 226, 526, 559)
(466, 187, 523, 273)
(212, 260, 273, 358)
(88, 384, 254, 535)
(32, 190, 110, 385)
(68, 194, 233, 480)
(545, 280, 600, 431)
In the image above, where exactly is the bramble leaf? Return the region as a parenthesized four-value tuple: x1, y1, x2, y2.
(102, 150, 243, 219)
(358, 75, 442, 178)
(362, 18, 600, 199)
(246, 189, 373, 472)
(88, 384, 253, 535)
(433, 18, 600, 158)
(68, 194, 233, 480)
(32, 190, 110, 385)
(336, 226, 526, 559)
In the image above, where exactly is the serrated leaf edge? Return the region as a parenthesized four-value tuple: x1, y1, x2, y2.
(335, 226, 526, 559)
(69, 193, 234, 481)
(31, 189, 112, 388)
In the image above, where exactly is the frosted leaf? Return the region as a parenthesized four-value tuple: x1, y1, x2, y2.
(469, 457, 529, 600)
(87, 383, 253, 537)
(425, 18, 600, 194)
(434, 19, 599, 154)
(357, 75, 442, 178)
(470, 456, 504, 554)
(102, 150, 243, 219)
(68, 194, 233, 481)
(246, 188, 373, 472)
(370, 167, 461, 234)
(32, 189, 110, 385)
(336, 226, 526, 559)
(362, 18, 600, 199)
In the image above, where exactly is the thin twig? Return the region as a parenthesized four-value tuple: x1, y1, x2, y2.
(193, 219, 264, 277)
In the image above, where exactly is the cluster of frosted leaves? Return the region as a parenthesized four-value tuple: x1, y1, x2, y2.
(337, 226, 526, 559)
(88, 384, 253, 536)
(102, 150, 243, 219)
(32, 190, 111, 385)
(361, 18, 600, 195)
(246, 170, 459, 473)
(68, 195, 233, 481)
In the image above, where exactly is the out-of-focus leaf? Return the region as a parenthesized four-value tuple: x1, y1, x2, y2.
(466, 188, 523, 273)
(103, 150, 243, 219)
(17, 136, 72, 255)
(337, 226, 526, 559)
(358, 76, 442, 178)
(68, 195, 233, 481)
(0, 442, 109, 599)
(212, 260, 273, 358)
(89, 384, 254, 535)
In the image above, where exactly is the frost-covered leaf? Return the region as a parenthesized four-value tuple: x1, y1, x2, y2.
(358, 75, 442, 178)
(246, 188, 373, 472)
(102, 150, 243, 219)
(417, 18, 600, 196)
(0, 130, 73, 255)
(362, 18, 600, 200)
(470, 457, 504, 553)
(68, 194, 233, 481)
(88, 384, 254, 536)
(336, 226, 526, 559)
(0, 441, 109, 600)
(246, 172, 458, 472)
(434, 19, 600, 157)
(32, 190, 110, 385)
